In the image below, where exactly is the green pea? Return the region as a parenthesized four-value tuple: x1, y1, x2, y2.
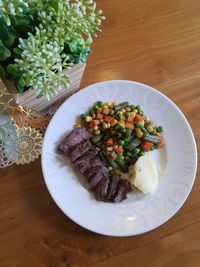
(96, 101, 104, 108)
(157, 126, 164, 132)
(111, 130, 117, 136)
(109, 109, 115, 115)
(136, 105, 142, 112)
(118, 139, 125, 146)
(80, 114, 86, 120)
(139, 151, 145, 157)
(127, 151, 132, 157)
(120, 127, 126, 134)
(134, 122, 141, 128)
(125, 112, 130, 117)
(115, 124, 120, 130)
(132, 148, 140, 155)
(124, 156, 129, 161)
(116, 153, 124, 160)
(116, 113, 122, 120)
(130, 105, 135, 110)
(150, 146, 155, 151)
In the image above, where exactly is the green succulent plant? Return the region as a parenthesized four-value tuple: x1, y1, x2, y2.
(0, 0, 105, 98)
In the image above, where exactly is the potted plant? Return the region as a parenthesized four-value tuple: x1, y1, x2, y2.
(0, 0, 104, 111)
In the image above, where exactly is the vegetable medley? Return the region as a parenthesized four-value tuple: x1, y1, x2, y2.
(77, 101, 165, 173)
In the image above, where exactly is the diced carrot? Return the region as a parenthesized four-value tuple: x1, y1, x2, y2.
(141, 142, 153, 152)
(90, 119, 100, 127)
(106, 138, 113, 147)
(125, 122, 134, 129)
(115, 146, 123, 153)
(104, 116, 114, 123)
(155, 132, 161, 137)
(96, 113, 104, 119)
(134, 114, 143, 122)
(157, 139, 165, 148)
(102, 106, 109, 115)
(126, 116, 135, 123)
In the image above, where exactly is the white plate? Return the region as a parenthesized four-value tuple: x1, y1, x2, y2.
(41, 80, 197, 236)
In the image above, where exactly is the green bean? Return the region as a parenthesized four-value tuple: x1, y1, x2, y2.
(135, 105, 142, 112)
(80, 114, 87, 120)
(130, 105, 135, 110)
(103, 152, 118, 169)
(115, 101, 129, 112)
(95, 141, 102, 147)
(141, 126, 149, 134)
(131, 157, 138, 165)
(142, 133, 161, 144)
(116, 159, 128, 172)
(157, 126, 164, 132)
(92, 134, 102, 143)
(150, 129, 156, 135)
(125, 128, 133, 139)
(99, 151, 108, 164)
(126, 137, 141, 151)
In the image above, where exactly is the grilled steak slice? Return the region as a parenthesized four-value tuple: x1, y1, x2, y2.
(69, 140, 92, 162)
(90, 168, 109, 190)
(106, 175, 121, 201)
(114, 180, 132, 203)
(76, 156, 105, 174)
(83, 159, 106, 178)
(73, 150, 97, 167)
(58, 127, 92, 155)
(95, 175, 110, 201)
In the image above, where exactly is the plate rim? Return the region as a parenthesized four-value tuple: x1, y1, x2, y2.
(41, 80, 198, 236)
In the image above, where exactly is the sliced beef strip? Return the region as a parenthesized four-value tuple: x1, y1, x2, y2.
(73, 150, 97, 167)
(89, 168, 109, 190)
(83, 159, 106, 180)
(69, 140, 92, 162)
(58, 127, 92, 155)
(114, 180, 132, 203)
(95, 175, 110, 201)
(77, 155, 105, 174)
(84, 164, 102, 181)
(106, 175, 121, 201)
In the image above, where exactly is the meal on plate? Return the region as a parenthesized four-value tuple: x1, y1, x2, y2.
(58, 101, 165, 203)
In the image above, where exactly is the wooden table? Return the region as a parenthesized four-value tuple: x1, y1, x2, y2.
(0, 0, 200, 266)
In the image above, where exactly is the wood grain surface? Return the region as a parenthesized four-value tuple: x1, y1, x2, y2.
(0, 0, 200, 266)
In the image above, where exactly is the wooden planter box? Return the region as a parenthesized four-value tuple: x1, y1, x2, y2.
(3, 63, 86, 111)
